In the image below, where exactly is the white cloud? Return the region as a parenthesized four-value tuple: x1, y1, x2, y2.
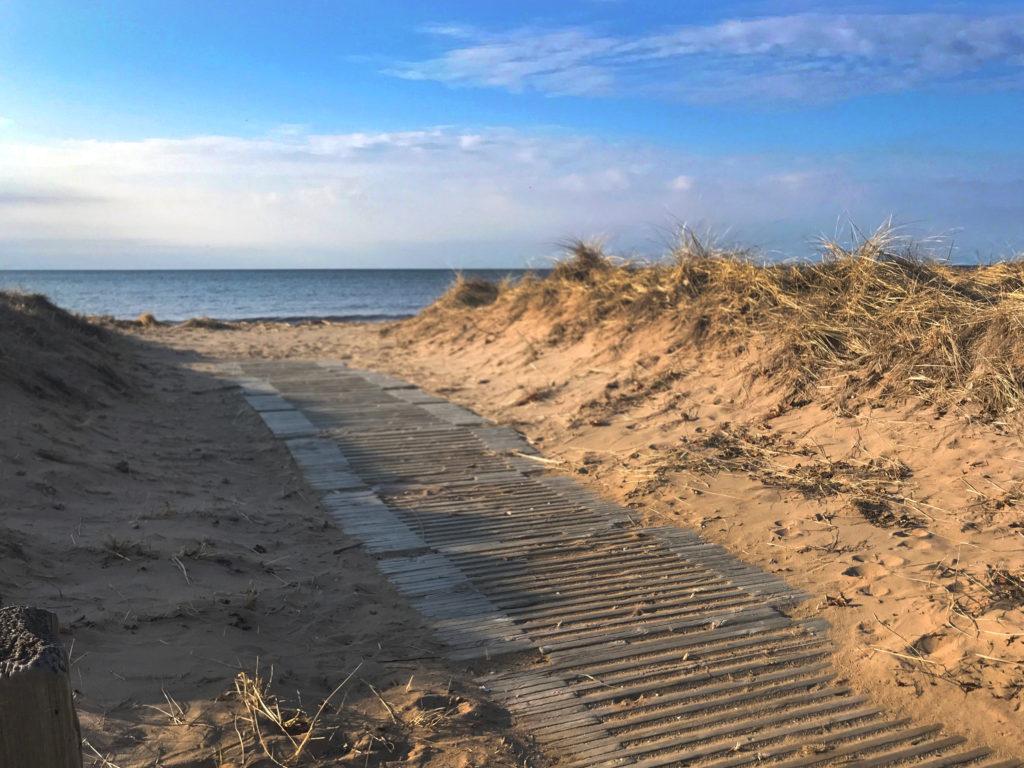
(0, 127, 1021, 267)
(668, 175, 694, 192)
(389, 13, 1024, 102)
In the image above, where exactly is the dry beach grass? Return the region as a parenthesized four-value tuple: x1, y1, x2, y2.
(431, 226, 1024, 422)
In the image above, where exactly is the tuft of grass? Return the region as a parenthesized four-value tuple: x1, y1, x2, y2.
(136, 312, 158, 327)
(551, 238, 613, 283)
(434, 274, 501, 310)
(102, 536, 157, 562)
(229, 661, 362, 766)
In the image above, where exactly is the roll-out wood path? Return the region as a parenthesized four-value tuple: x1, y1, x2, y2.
(217, 359, 1019, 768)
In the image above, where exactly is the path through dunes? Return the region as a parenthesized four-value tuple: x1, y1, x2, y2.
(216, 359, 1020, 768)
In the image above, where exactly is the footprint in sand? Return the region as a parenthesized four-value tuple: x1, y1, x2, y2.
(842, 559, 892, 597)
(910, 630, 958, 668)
(892, 528, 934, 552)
(860, 582, 891, 597)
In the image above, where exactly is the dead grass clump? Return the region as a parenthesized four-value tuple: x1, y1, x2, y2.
(408, 694, 461, 730)
(136, 312, 159, 327)
(513, 384, 558, 406)
(551, 239, 613, 283)
(851, 498, 924, 529)
(102, 536, 157, 563)
(940, 565, 1024, 620)
(436, 275, 501, 309)
(574, 368, 685, 425)
(983, 567, 1024, 612)
(228, 663, 362, 766)
(675, 228, 1024, 418)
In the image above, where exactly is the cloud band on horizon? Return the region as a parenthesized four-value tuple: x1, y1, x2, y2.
(1, 126, 1022, 268)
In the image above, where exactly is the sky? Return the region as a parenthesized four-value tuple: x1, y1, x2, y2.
(2, 0, 1024, 268)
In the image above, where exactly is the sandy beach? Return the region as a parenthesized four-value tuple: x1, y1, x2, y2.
(128, 249, 1024, 760)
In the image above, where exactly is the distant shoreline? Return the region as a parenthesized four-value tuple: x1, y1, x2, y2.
(227, 313, 412, 323)
(192, 313, 412, 324)
(95, 312, 414, 325)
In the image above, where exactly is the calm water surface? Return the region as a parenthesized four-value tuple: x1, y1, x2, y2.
(0, 269, 530, 321)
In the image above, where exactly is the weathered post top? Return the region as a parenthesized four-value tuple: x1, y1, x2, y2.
(0, 606, 82, 768)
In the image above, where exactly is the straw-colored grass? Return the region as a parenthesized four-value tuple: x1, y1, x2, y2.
(228, 661, 361, 766)
(432, 274, 502, 310)
(414, 225, 1024, 420)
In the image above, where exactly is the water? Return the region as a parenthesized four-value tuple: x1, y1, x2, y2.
(0, 269, 531, 321)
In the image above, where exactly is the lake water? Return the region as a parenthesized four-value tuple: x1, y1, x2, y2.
(0, 269, 531, 321)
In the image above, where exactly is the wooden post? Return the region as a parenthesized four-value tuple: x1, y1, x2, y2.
(0, 606, 82, 768)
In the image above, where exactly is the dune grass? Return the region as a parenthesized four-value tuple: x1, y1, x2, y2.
(415, 226, 1024, 420)
(432, 273, 502, 309)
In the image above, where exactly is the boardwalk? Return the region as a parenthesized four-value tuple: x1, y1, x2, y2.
(216, 359, 1018, 768)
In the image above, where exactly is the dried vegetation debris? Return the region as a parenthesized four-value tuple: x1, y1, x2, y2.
(573, 363, 687, 426)
(225, 664, 366, 766)
(937, 561, 1024, 620)
(638, 421, 927, 530)
(181, 665, 521, 767)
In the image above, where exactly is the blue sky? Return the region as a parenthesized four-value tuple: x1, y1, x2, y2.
(2, 1, 1024, 267)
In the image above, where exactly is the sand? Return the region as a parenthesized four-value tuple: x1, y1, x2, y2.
(139, 314, 1024, 758)
(0, 303, 535, 767)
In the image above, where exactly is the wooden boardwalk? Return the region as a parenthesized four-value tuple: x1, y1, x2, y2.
(217, 359, 1019, 768)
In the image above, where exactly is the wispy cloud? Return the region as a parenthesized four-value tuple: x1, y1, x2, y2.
(0, 127, 1021, 267)
(389, 13, 1024, 102)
